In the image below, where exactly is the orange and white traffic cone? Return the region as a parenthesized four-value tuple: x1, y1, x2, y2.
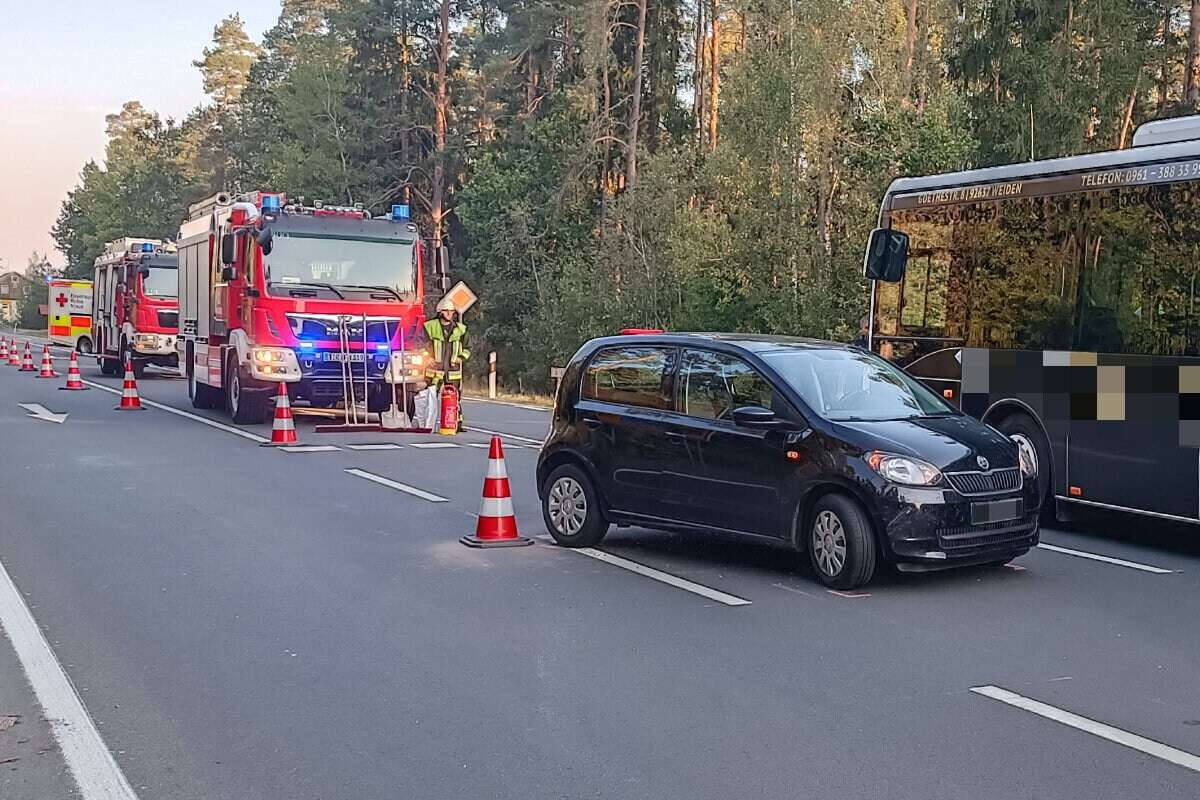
(36, 345, 57, 378)
(0, 338, 8, 362)
(59, 351, 87, 391)
(18, 342, 35, 372)
(261, 383, 299, 446)
(114, 356, 144, 410)
(7, 338, 19, 366)
(460, 435, 533, 548)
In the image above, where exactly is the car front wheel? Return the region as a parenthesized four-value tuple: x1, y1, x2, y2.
(807, 494, 877, 590)
(542, 464, 609, 547)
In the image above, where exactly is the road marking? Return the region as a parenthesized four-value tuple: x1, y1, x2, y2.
(772, 582, 815, 598)
(80, 379, 270, 444)
(408, 442, 460, 449)
(344, 468, 449, 502)
(278, 445, 341, 453)
(18, 402, 69, 424)
(1037, 543, 1173, 574)
(345, 443, 404, 451)
(0, 558, 139, 800)
(826, 589, 871, 599)
(970, 685, 1200, 774)
(464, 425, 544, 445)
(572, 547, 751, 606)
(463, 395, 551, 412)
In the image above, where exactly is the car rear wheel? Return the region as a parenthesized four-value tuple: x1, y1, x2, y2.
(542, 464, 608, 547)
(807, 494, 877, 590)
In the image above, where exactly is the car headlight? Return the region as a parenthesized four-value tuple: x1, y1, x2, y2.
(252, 347, 289, 364)
(135, 334, 161, 349)
(866, 451, 943, 487)
(1011, 435, 1038, 478)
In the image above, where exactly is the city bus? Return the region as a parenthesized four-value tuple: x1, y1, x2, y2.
(864, 114, 1200, 524)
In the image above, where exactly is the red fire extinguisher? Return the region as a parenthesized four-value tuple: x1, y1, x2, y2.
(438, 383, 459, 435)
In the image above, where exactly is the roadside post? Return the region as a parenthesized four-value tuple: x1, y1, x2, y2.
(550, 366, 565, 397)
(488, 351, 497, 399)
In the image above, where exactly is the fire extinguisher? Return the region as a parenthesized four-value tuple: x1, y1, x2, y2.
(438, 383, 459, 436)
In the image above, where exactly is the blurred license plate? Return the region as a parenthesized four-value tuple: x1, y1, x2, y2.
(971, 498, 1022, 525)
(322, 352, 366, 362)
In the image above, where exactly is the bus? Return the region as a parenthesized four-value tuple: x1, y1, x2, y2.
(864, 114, 1200, 525)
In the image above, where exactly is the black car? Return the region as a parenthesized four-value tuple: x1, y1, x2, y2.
(535, 333, 1041, 589)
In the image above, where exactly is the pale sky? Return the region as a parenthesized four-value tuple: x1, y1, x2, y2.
(0, 2, 280, 274)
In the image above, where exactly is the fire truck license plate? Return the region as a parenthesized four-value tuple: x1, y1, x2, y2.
(322, 352, 367, 362)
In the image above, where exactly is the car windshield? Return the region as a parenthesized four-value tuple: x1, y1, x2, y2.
(762, 348, 957, 421)
(141, 267, 177, 298)
(265, 232, 417, 296)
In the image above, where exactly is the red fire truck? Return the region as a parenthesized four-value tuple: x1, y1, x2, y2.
(177, 192, 428, 423)
(92, 238, 179, 377)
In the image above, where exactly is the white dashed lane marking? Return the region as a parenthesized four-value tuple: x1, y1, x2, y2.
(344, 468, 449, 502)
(1036, 543, 1174, 574)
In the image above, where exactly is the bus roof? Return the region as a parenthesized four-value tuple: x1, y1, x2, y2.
(884, 117, 1200, 202)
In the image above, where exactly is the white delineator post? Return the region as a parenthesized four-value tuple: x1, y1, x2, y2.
(488, 351, 497, 399)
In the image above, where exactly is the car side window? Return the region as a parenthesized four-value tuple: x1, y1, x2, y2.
(582, 346, 676, 410)
(677, 349, 775, 420)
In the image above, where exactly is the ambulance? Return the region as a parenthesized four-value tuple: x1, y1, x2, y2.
(47, 279, 94, 352)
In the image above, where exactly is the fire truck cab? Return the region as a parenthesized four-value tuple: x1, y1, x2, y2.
(177, 192, 427, 423)
(92, 238, 179, 377)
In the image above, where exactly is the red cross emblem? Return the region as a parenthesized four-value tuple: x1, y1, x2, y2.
(55, 293, 68, 307)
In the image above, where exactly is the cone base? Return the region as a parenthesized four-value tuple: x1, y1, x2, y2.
(37, 374, 59, 379)
(260, 440, 300, 447)
(459, 534, 534, 548)
(58, 386, 88, 391)
(114, 405, 146, 411)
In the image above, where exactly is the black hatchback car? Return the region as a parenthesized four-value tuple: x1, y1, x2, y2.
(536, 333, 1040, 589)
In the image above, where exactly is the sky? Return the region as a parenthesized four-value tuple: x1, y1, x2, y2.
(0, 2, 280, 275)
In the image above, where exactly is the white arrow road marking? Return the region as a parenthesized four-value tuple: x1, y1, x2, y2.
(19, 403, 69, 424)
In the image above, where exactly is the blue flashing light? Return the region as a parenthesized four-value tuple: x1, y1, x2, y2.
(141, 243, 154, 252)
(375, 343, 390, 353)
(262, 193, 282, 211)
(299, 342, 315, 351)
(391, 204, 410, 221)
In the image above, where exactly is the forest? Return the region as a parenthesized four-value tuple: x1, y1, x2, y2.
(47, 0, 1200, 390)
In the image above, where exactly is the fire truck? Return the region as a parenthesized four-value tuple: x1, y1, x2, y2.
(92, 239, 179, 377)
(47, 278, 94, 352)
(177, 192, 428, 423)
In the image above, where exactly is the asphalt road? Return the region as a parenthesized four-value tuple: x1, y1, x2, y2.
(1, 336, 1199, 799)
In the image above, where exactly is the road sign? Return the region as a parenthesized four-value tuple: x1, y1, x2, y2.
(18, 403, 68, 424)
(439, 281, 477, 314)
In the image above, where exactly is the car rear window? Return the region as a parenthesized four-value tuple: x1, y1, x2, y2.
(583, 346, 675, 409)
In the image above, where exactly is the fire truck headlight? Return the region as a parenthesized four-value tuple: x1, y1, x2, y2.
(249, 347, 301, 381)
(134, 334, 161, 351)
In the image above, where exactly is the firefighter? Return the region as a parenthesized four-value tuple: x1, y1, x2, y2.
(424, 297, 470, 430)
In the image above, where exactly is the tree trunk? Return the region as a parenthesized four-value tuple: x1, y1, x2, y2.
(1188, 0, 1200, 107)
(432, 0, 450, 247)
(1159, 10, 1171, 115)
(1118, 78, 1139, 149)
(694, 0, 705, 150)
(708, 0, 719, 150)
(901, 0, 919, 101)
(626, 0, 648, 191)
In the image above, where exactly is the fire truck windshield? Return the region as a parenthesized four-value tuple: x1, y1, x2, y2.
(141, 267, 177, 298)
(265, 231, 417, 296)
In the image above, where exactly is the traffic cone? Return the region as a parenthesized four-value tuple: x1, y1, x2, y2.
(36, 346, 57, 378)
(7, 338, 19, 366)
(18, 342, 35, 372)
(59, 351, 87, 391)
(0, 338, 8, 362)
(460, 435, 533, 548)
(114, 356, 144, 410)
(261, 383, 299, 446)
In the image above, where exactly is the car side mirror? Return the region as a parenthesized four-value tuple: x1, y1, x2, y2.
(221, 233, 236, 266)
(732, 406, 777, 427)
(864, 227, 908, 282)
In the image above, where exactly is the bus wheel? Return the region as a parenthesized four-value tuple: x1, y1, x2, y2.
(995, 413, 1053, 524)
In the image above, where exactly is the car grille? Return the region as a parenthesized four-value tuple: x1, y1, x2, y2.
(945, 468, 1021, 496)
(936, 514, 1038, 555)
(157, 309, 178, 329)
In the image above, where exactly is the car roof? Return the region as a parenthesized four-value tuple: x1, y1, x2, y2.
(585, 332, 858, 356)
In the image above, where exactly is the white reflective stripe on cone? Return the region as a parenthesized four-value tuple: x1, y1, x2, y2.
(485, 458, 508, 480)
(478, 496, 515, 518)
(275, 419, 295, 431)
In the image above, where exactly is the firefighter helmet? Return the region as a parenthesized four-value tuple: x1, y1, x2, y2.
(436, 297, 456, 313)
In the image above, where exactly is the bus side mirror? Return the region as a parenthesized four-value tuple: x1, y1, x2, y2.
(864, 228, 909, 283)
(221, 234, 236, 266)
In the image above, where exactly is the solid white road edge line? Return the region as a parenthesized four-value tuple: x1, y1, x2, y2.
(0, 559, 139, 800)
(463, 425, 544, 445)
(80, 379, 269, 444)
(344, 468, 449, 502)
(574, 547, 752, 607)
(970, 685, 1200, 774)
(1036, 543, 1173, 574)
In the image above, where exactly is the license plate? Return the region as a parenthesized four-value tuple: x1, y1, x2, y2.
(322, 352, 366, 362)
(971, 498, 1023, 525)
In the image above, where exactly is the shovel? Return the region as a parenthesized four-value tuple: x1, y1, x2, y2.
(380, 322, 413, 430)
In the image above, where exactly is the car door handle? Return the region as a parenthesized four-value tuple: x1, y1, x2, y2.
(664, 430, 687, 439)
(583, 417, 602, 429)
